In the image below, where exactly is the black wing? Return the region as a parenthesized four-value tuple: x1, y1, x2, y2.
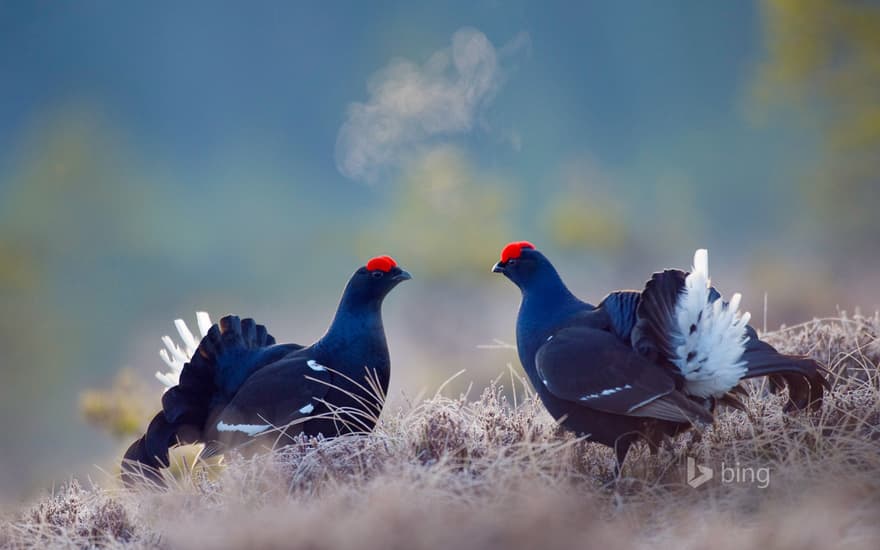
(201, 315, 305, 398)
(536, 326, 712, 424)
(162, 315, 303, 424)
(740, 325, 828, 411)
(597, 290, 641, 341)
(205, 354, 332, 446)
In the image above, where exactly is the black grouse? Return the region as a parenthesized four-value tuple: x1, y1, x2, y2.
(492, 241, 827, 472)
(122, 255, 411, 485)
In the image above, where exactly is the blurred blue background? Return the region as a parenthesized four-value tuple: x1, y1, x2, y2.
(1, 0, 877, 500)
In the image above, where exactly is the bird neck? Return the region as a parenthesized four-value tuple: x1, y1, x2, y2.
(520, 263, 584, 316)
(315, 294, 388, 361)
(516, 266, 591, 374)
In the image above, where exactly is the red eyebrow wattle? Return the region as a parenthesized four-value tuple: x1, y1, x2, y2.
(366, 255, 397, 272)
(500, 241, 535, 263)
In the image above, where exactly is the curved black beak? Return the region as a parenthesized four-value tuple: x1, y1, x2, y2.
(492, 262, 505, 273)
(392, 269, 412, 282)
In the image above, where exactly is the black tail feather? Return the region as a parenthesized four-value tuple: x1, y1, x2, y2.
(122, 315, 283, 487)
(121, 412, 175, 487)
(741, 327, 829, 412)
(121, 440, 164, 487)
(742, 354, 828, 412)
(631, 269, 723, 370)
(632, 269, 687, 363)
(634, 271, 828, 413)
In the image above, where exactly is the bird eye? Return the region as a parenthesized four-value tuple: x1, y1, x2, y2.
(507, 259, 517, 266)
(371, 271, 384, 279)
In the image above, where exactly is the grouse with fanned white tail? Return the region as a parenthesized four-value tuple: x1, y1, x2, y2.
(492, 242, 827, 472)
(122, 255, 411, 486)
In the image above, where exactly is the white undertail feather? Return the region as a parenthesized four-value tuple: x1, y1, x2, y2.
(157, 312, 213, 390)
(673, 250, 751, 398)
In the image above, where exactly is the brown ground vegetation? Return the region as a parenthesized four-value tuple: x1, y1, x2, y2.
(3, 313, 879, 549)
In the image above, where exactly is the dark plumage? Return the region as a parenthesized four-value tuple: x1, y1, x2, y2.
(122, 256, 410, 486)
(493, 242, 828, 472)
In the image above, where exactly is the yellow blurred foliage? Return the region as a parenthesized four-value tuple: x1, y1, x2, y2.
(0, 239, 38, 291)
(79, 370, 153, 440)
(544, 196, 627, 252)
(756, 0, 880, 241)
(80, 368, 226, 484)
(364, 146, 513, 278)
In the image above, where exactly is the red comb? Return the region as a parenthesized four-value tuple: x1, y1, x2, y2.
(500, 241, 535, 262)
(366, 255, 397, 272)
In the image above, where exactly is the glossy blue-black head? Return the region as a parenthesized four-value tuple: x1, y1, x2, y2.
(343, 255, 412, 304)
(492, 241, 556, 291)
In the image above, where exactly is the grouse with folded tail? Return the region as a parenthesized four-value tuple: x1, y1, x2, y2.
(122, 255, 411, 486)
(492, 242, 827, 472)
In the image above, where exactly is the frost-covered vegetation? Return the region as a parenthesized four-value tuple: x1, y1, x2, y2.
(2, 313, 879, 549)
